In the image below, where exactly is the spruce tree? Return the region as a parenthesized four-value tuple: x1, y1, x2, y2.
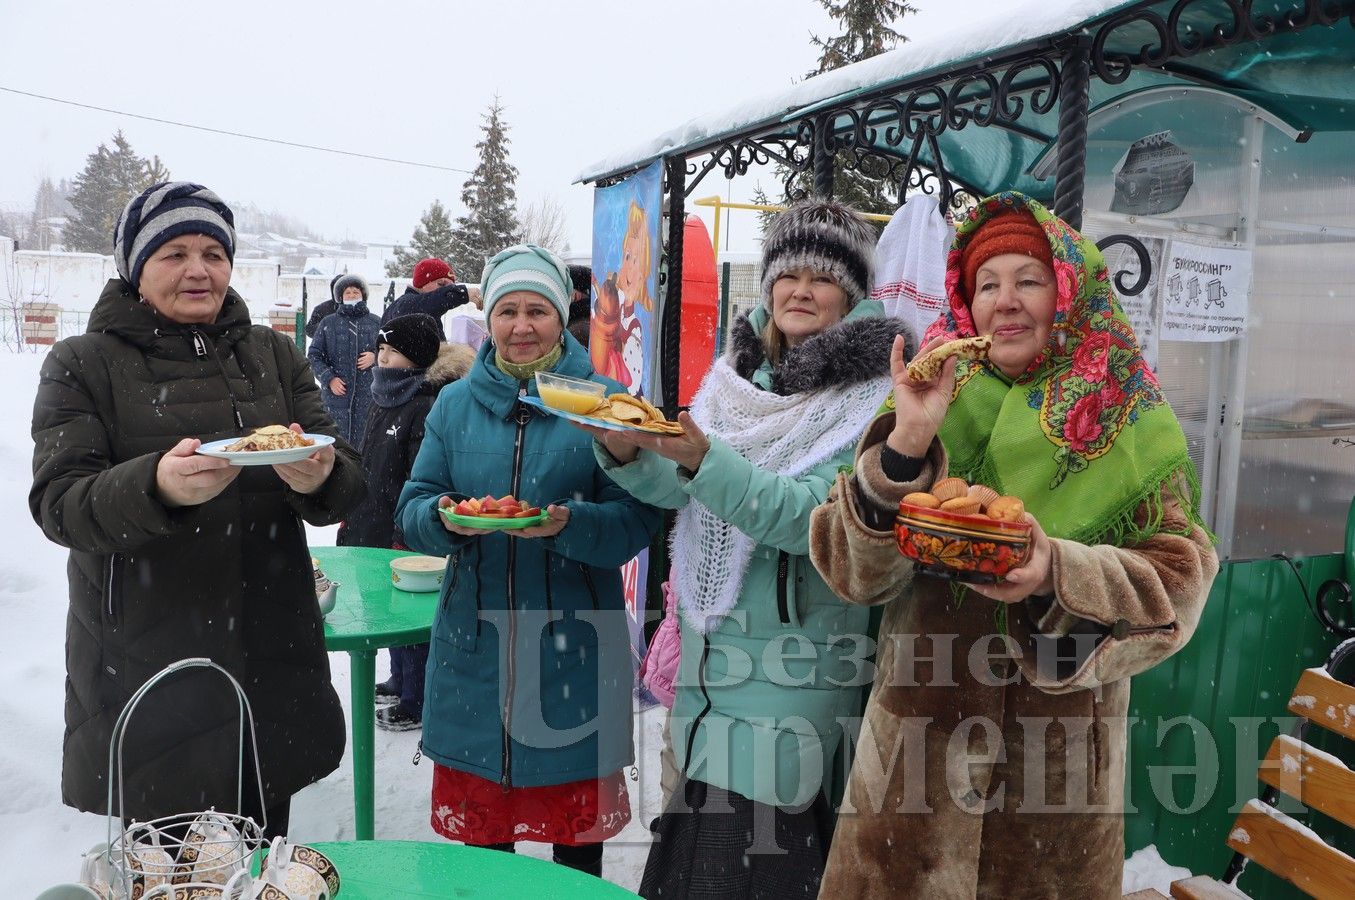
(810, 0, 914, 74)
(386, 200, 458, 278)
(26, 177, 63, 251)
(762, 0, 916, 221)
(449, 96, 521, 282)
(63, 131, 169, 254)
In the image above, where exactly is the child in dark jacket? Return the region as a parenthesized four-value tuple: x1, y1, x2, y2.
(337, 313, 475, 731)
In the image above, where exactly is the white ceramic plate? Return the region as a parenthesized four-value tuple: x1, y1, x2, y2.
(196, 434, 336, 466)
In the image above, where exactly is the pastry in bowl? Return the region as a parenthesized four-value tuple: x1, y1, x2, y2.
(895, 480, 1031, 583)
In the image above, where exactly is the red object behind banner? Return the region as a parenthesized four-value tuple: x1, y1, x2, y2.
(679, 216, 719, 407)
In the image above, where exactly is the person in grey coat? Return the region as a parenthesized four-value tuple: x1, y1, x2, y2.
(308, 273, 381, 446)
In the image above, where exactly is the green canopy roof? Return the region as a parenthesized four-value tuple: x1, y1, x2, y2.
(578, 0, 1355, 196)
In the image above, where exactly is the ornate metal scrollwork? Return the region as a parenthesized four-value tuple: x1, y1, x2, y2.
(683, 132, 815, 198)
(1091, 0, 1355, 84)
(1095, 233, 1153, 297)
(749, 53, 1061, 208)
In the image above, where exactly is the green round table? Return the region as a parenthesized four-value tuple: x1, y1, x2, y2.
(315, 546, 439, 841)
(308, 840, 639, 898)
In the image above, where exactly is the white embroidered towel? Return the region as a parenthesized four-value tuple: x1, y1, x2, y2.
(870, 195, 953, 342)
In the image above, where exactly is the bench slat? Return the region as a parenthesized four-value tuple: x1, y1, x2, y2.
(1168, 875, 1248, 899)
(1288, 669, 1355, 742)
(1226, 801, 1355, 900)
(1259, 733, 1355, 830)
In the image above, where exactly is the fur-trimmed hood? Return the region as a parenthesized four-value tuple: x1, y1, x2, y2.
(426, 342, 476, 388)
(729, 299, 914, 395)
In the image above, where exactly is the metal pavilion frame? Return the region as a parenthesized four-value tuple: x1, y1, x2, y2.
(585, 0, 1355, 427)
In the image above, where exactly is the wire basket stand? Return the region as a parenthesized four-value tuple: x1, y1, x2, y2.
(85, 657, 267, 899)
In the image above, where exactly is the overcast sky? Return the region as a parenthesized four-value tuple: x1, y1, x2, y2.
(1, 0, 967, 256)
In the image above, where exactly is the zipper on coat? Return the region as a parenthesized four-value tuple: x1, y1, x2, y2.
(441, 553, 462, 613)
(681, 635, 715, 777)
(105, 553, 122, 622)
(544, 556, 555, 636)
(776, 551, 791, 625)
(501, 389, 531, 790)
(472, 550, 484, 638)
(412, 739, 422, 766)
(192, 327, 245, 429)
(580, 565, 600, 611)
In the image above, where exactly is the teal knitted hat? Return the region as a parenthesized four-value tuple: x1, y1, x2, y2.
(481, 244, 571, 324)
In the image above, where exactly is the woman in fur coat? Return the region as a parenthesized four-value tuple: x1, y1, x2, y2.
(808, 192, 1219, 899)
(581, 199, 910, 898)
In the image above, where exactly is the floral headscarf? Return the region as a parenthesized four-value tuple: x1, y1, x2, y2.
(919, 191, 1206, 547)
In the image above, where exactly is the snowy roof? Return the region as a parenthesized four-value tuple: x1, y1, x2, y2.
(577, 0, 1138, 183)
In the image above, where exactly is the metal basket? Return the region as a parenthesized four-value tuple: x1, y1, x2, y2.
(82, 658, 268, 899)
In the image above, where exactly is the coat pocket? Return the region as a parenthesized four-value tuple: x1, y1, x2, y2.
(439, 552, 479, 652)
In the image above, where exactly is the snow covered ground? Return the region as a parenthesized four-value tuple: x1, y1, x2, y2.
(0, 349, 1187, 897)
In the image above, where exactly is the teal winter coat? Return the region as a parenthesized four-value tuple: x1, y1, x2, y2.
(396, 334, 661, 788)
(597, 301, 907, 808)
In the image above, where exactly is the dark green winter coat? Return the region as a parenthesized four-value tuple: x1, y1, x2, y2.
(30, 278, 365, 819)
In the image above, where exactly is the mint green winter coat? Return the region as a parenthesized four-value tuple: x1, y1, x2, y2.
(598, 300, 908, 808)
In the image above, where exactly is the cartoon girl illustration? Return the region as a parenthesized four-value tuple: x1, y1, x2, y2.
(590, 200, 652, 391)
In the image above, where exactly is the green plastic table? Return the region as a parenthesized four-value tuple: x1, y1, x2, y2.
(307, 841, 639, 898)
(315, 546, 439, 841)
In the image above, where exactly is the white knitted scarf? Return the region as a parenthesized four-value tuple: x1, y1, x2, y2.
(672, 356, 891, 633)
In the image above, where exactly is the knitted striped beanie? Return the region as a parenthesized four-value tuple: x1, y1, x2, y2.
(481, 244, 571, 324)
(113, 182, 236, 289)
(759, 199, 876, 306)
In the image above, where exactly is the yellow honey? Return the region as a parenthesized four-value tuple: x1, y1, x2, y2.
(539, 385, 604, 415)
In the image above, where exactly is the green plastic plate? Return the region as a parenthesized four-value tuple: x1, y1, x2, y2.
(439, 508, 548, 530)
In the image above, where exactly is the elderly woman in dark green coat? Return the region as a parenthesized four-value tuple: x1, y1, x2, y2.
(30, 182, 364, 837)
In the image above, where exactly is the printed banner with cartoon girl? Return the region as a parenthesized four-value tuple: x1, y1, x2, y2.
(590, 159, 662, 399)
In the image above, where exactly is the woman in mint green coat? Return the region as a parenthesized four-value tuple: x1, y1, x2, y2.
(581, 201, 910, 899)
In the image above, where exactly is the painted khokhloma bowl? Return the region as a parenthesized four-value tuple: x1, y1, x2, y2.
(895, 501, 1032, 584)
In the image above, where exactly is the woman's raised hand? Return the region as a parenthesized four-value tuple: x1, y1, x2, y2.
(887, 334, 958, 458)
(156, 438, 242, 507)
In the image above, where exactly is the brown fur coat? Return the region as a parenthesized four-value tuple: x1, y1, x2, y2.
(809, 413, 1218, 899)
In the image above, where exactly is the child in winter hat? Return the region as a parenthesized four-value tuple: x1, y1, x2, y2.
(377, 313, 441, 369)
(759, 198, 878, 306)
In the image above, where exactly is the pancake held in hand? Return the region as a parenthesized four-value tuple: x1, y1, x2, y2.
(906, 335, 993, 382)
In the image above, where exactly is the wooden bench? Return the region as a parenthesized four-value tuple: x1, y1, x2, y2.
(1169, 660, 1355, 900)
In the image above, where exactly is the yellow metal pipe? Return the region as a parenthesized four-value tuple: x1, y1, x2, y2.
(693, 195, 894, 221)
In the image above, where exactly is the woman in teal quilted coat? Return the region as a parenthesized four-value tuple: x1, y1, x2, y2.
(396, 244, 660, 879)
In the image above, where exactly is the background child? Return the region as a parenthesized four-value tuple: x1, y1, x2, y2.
(337, 312, 474, 731)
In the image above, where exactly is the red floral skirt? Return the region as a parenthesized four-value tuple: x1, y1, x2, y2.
(430, 763, 631, 846)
